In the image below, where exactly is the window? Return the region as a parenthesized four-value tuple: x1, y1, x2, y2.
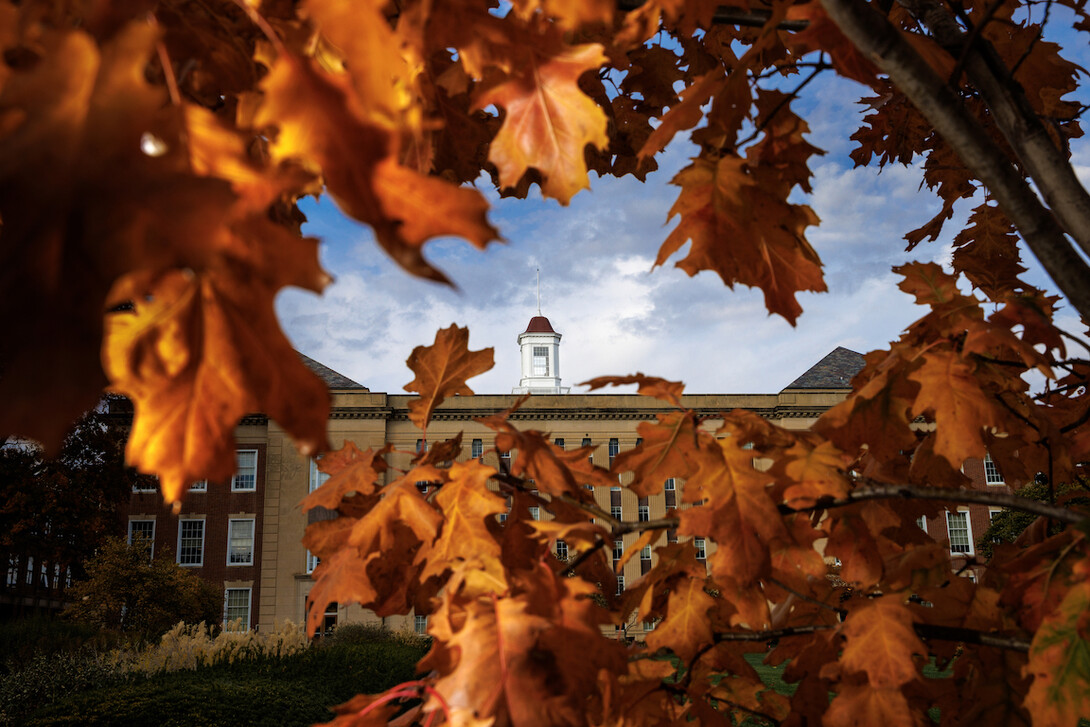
(498, 512, 508, 523)
(916, 516, 928, 533)
(224, 588, 251, 630)
(694, 537, 706, 560)
(128, 520, 155, 559)
(190, 479, 207, 492)
(990, 509, 1003, 542)
(306, 551, 319, 574)
(414, 614, 428, 634)
(644, 619, 656, 631)
(582, 438, 592, 463)
(227, 519, 255, 566)
(232, 449, 258, 491)
(640, 546, 651, 564)
(554, 438, 564, 450)
(983, 453, 1004, 484)
(608, 438, 619, 465)
(309, 459, 329, 492)
(555, 539, 568, 560)
(178, 519, 205, 566)
(132, 476, 157, 493)
(638, 505, 650, 522)
(664, 478, 675, 491)
(616, 574, 625, 595)
(611, 505, 622, 519)
(499, 448, 511, 469)
(946, 511, 973, 554)
(529, 506, 540, 521)
(533, 346, 549, 376)
(471, 439, 483, 461)
(613, 539, 623, 565)
(667, 530, 678, 544)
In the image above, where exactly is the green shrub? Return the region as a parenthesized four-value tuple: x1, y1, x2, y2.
(0, 649, 127, 725)
(0, 617, 122, 673)
(20, 638, 427, 727)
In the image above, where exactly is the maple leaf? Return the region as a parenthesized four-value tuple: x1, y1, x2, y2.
(473, 31, 608, 204)
(405, 325, 494, 431)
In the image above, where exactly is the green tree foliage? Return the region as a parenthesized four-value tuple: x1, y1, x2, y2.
(64, 537, 222, 639)
(979, 479, 1090, 559)
(0, 402, 142, 583)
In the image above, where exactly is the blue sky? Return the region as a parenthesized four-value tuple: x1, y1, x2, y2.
(275, 31, 1090, 396)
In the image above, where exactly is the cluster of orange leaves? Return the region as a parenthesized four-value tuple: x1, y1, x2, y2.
(0, 0, 1088, 724)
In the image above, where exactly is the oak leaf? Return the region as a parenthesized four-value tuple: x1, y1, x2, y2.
(422, 460, 507, 580)
(609, 411, 704, 497)
(837, 598, 926, 688)
(301, 443, 390, 512)
(405, 324, 495, 431)
(474, 32, 608, 204)
(1022, 578, 1090, 726)
(645, 576, 716, 661)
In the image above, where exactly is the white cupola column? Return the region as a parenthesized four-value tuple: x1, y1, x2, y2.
(513, 316, 569, 394)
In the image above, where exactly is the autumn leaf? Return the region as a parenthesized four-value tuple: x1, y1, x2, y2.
(306, 549, 381, 636)
(474, 31, 608, 204)
(580, 373, 686, 407)
(405, 325, 494, 431)
(301, 442, 390, 512)
(837, 597, 927, 688)
(646, 576, 716, 661)
(908, 350, 1002, 465)
(657, 99, 825, 324)
(609, 411, 704, 497)
(422, 460, 507, 581)
(1023, 578, 1090, 726)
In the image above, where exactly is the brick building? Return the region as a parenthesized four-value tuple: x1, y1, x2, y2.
(109, 317, 1017, 632)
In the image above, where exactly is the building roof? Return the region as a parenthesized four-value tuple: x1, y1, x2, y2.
(784, 347, 865, 389)
(298, 352, 367, 390)
(524, 316, 556, 333)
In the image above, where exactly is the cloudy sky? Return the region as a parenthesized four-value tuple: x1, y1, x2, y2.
(275, 30, 1090, 397)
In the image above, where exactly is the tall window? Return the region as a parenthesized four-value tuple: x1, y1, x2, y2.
(529, 506, 540, 521)
(664, 478, 675, 491)
(306, 551, 319, 574)
(611, 505, 622, 519)
(415, 615, 428, 634)
(638, 497, 649, 522)
(224, 588, 251, 630)
(128, 520, 155, 559)
(582, 438, 592, 464)
(694, 538, 706, 560)
(608, 438, 619, 465)
(917, 516, 928, 533)
(532, 346, 549, 376)
(232, 450, 258, 491)
(177, 520, 205, 566)
(227, 519, 255, 566)
(640, 546, 651, 564)
(983, 453, 1004, 484)
(946, 511, 973, 554)
(309, 458, 330, 492)
(471, 439, 483, 461)
(616, 574, 625, 595)
(612, 539, 623, 566)
(555, 539, 568, 560)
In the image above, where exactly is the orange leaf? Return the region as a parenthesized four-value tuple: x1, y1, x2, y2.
(610, 411, 704, 497)
(301, 442, 390, 512)
(824, 684, 921, 727)
(474, 33, 608, 204)
(405, 325, 494, 431)
(422, 460, 507, 580)
(908, 350, 1002, 465)
(646, 576, 716, 661)
(306, 549, 380, 636)
(580, 373, 686, 407)
(839, 598, 926, 688)
(1023, 579, 1090, 726)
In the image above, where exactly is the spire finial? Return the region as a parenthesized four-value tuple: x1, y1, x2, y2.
(536, 267, 541, 315)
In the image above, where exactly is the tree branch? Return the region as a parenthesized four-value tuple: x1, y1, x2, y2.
(799, 480, 1087, 525)
(819, 0, 1090, 321)
(901, 0, 1090, 261)
(711, 623, 1029, 652)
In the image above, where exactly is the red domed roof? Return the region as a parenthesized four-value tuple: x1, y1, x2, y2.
(524, 316, 556, 333)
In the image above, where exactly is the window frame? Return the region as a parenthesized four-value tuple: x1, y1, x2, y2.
(471, 438, 483, 460)
(128, 520, 156, 559)
(983, 453, 1005, 485)
(694, 537, 706, 560)
(227, 518, 256, 566)
(231, 449, 259, 492)
(190, 479, 208, 493)
(224, 587, 252, 631)
(555, 539, 569, 560)
(309, 458, 329, 493)
(532, 345, 549, 376)
(177, 518, 206, 567)
(946, 510, 974, 555)
(414, 614, 428, 634)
